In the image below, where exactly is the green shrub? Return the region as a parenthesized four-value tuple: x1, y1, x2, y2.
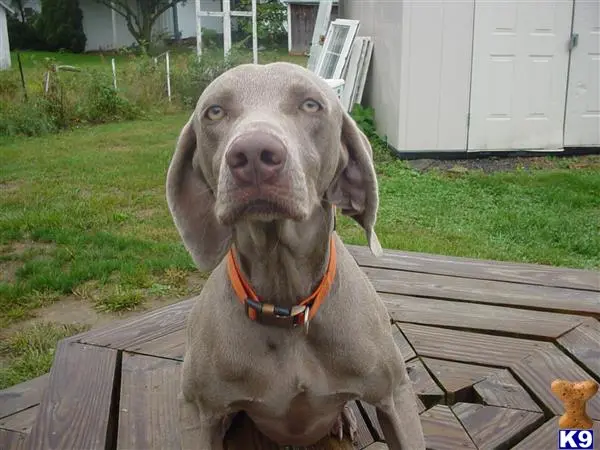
(350, 104, 395, 164)
(7, 11, 45, 51)
(237, 0, 287, 49)
(172, 49, 246, 108)
(37, 0, 87, 53)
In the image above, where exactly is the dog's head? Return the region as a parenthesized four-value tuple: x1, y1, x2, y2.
(166, 62, 381, 271)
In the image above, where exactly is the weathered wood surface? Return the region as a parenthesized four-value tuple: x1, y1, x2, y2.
(0, 429, 26, 450)
(347, 244, 600, 291)
(117, 353, 182, 450)
(420, 405, 477, 449)
(25, 342, 118, 450)
(2, 244, 598, 449)
(365, 266, 600, 315)
(472, 369, 541, 413)
(557, 317, 600, 378)
(383, 292, 584, 338)
(0, 375, 48, 420)
(452, 403, 543, 449)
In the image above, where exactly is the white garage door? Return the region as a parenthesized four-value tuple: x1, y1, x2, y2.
(564, 0, 600, 147)
(468, 0, 574, 151)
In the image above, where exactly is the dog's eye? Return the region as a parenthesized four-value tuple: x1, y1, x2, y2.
(300, 99, 322, 113)
(206, 105, 225, 120)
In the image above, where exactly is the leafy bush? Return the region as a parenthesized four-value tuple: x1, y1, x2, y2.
(237, 0, 287, 48)
(37, 0, 87, 53)
(171, 48, 247, 108)
(7, 11, 45, 50)
(350, 104, 395, 164)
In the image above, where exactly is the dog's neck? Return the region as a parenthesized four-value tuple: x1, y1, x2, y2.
(231, 203, 335, 308)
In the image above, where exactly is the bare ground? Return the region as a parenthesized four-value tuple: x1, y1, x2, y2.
(406, 153, 600, 174)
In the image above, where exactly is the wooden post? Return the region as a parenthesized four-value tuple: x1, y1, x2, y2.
(223, 0, 231, 56)
(166, 51, 171, 102)
(195, 0, 202, 57)
(111, 58, 117, 89)
(17, 53, 27, 101)
(251, 0, 258, 64)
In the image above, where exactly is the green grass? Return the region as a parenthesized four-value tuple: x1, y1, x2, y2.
(10, 47, 306, 71)
(338, 155, 600, 269)
(1, 114, 599, 331)
(0, 322, 89, 389)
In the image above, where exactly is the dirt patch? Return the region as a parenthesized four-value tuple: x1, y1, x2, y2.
(0, 260, 20, 283)
(407, 154, 600, 174)
(1, 240, 57, 257)
(1, 271, 207, 339)
(0, 181, 22, 193)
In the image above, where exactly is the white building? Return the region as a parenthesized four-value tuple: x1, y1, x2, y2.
(340, 0, 600, 153)
(22, 0, 224, 52)
(0, 0, 14, 69)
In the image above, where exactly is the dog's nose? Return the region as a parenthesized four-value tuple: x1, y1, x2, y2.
(226, 132, 287, 185)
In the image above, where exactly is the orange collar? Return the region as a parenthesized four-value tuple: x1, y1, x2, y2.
(226, 236, 337, 330)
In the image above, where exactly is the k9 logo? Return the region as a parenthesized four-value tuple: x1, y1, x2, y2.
(558, 429, 595, 449)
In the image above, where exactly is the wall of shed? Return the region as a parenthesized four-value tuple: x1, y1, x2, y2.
(0, 8, 10, 70)
(340, 0, 402, 148)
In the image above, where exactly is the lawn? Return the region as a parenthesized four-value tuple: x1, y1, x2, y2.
(1, 111, 600, 389)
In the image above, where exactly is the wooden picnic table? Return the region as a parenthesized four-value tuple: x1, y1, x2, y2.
(1, 244, 599, 450)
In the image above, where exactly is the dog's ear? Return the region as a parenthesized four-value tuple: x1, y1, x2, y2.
(166, 115, 232, 271)
(327, 110, 382, 256)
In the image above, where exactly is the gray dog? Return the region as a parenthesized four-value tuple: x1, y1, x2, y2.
(166, 62, 425, 449)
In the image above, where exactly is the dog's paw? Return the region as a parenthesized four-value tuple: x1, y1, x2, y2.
(329, 403, 359, 442)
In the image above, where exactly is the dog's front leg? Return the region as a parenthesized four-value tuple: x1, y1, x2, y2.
(179, 394, 225, 450)
(374, 381, 426, 450)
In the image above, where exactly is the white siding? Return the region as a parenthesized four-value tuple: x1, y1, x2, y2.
(397, 1, 474, 151)
(0, 7, 10, 70)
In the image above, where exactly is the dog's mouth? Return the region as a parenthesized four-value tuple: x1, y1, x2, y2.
(218, 196, 307, 225)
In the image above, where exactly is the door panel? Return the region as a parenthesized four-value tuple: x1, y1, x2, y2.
(564, 0, 600, 147)
(468, 0, 573, 151)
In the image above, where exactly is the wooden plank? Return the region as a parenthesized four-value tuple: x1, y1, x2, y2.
(348, 401, 375, 449)
(421, 358, 497, 403)
(399, 323, 542, 366)
(357, 402, 384, 441)
(0, 405, 39, 434)
(473, 369, 542, 413)
(391, 324, 416, 362)
(363, 444, 388, 450)
(383, 293, 583, 338)
(0, 429, 26, 450)
(26, 342, 118, 450)
(348, 244, 600, 291)
(117, 353, 182, 450)
(365, 266, 600, 315)
(511, 344, 600, 420)
(512, 417, 600, 449)
(419, 405, 476, 450)
(224, 412, 358, 450)
(75, 298, 194, 349)
(125, 328, 186, 361)
(406, 360, 444, 407)
(0, 374, 49, 419)
(452, 403, 543, 450)
(557, 317, 600, 378)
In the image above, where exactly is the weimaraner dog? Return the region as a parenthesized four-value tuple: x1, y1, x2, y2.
(166, 62, 426, 449)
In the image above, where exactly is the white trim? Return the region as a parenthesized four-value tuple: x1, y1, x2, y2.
(222, 0, 231, 54)
(314, 19, 359, 79)
(287, 3, 292, 53)
(307, 0, 333, 71)
(0, 0, 14, 14)
(195, 0, 258, 61)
